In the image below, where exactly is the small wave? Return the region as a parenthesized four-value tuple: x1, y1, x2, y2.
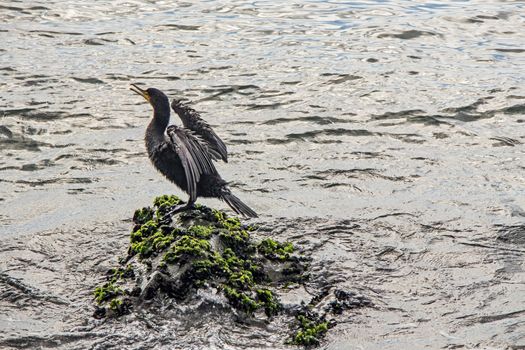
(0, 125, 13, 138)
(198, 85, 260, 101)
(377, 29, 443, 40)
(155, 24, 201, 31)
(0, 137, 51, 152)
(3, 108, 93, 121)
(72, 77, 105, 84)
(314, 168, 413, 182)
(13, 177, 93, 187)
(244, 100, 300, 110)
(28, 30, 83, 36)
(83, 38, 113, 46)
(490, 136, 521, 147)
(321, 73, 362, 85)
(262, 115, 352, 125)
(287, 128, 377, 139)
(494, 48, 525, 53)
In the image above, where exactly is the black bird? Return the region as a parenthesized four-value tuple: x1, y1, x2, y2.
(130, 84, 257, 218)
(171, 99, 228, 163)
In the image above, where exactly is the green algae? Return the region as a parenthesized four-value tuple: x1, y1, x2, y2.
(109, 297, 123, 310)
(107, 264, 134, 283)
(218, 227, 250, 249)
(187, 225, 213, 238)
(223, 285, 260, 314)
(228, 270, 254, 288)
(213, 209, 237, 226)
(129, 220, 161, 258)
(256, 288, 281, 316)
(221, 285, 280, 316)
(108, 297, 132, 317)
(94, 282, 124, 304)
(210, 249, 256, 281)
(94, 264, 136, 305)
(153, 194, 181, 211)
(163, 235, 211, 263)
(292, 314, 329, 347)
(94, 194, 322, 346)
(258, 238, 294, 261)
(130, 220, 182, 259)
(133, 207, 154, 225)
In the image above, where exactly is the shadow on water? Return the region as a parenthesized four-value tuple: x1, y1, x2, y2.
(1, 0, 525, 349)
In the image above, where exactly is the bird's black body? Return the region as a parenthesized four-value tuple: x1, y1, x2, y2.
(131, 84, 257, 218)
(171, 100, 228, 162)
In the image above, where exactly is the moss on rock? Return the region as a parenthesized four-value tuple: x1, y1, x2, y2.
(292, 313, 329, 347)
(93, 194, 369, 347)
(163, 235, 212, 263)
(153, 194, 181, 214)
(258, 238, 294, 261)
(94, 281, 124, 304)
(95, 195, 304, 310)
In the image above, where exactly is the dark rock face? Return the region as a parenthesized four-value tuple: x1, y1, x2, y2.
(93, 195, 371, 346)
(93, 195, 306, 317)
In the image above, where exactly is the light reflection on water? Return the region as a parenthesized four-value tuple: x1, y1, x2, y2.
(0, 1, 524, 349)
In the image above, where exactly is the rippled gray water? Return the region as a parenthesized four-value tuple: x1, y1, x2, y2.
(1, 1, 524, 349)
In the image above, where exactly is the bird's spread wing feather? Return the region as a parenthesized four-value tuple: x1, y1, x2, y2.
(171, 100, 228, 162)
(166, 125, 217, 203)
(203, 127, 228, 162)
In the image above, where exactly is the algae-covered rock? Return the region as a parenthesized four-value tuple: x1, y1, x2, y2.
(94, 195, 306, 315)
(292, 312, 330, 347)
(93, 195, 371, 347)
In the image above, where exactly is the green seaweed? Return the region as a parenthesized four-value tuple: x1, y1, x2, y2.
(292, 314, 329, 346)
(188, 225, 213, 238)
(153, 194, 181, 210)
(107, 264, 134, 283)
(94, 194, 326, 345)
(151, 230, 175, 250)
(108, 297, 131, 316)
(219, 228, 250, 250)
(256, 288, 281, 317)
(94, 282, 124, 304)
(221, 286, 281, 316)
(109, 298, 123, 311)
(228, 270, 254, 289)
(223, 285, 260, 314)
(131, 220, 157, 239)
(258, 238, 294, 261)
(213, 209, 241, 231)
(133, 207, 154, 225)
(163, 235, 211, 263)
(129, 220, 180, 259)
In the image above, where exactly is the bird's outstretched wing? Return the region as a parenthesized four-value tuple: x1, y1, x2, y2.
(171, 100, 228, 163)
(166, 125, 217, 203)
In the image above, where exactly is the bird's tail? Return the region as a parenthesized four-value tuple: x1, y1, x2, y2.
(221, 192, 258, 218)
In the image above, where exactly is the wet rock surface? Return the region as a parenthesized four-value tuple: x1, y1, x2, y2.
(93, 195, 371, 346)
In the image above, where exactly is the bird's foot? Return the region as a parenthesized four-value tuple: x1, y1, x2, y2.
(159, 203, 195, 224)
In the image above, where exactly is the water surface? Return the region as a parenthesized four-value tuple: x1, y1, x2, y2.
(1, 1, 524, 349)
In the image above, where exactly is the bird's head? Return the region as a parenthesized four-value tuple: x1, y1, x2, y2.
(130, 84, 169, 109)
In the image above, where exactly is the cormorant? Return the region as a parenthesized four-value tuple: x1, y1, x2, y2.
(130, 84, 257, 218)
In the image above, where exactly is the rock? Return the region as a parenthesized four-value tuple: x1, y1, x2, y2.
(93, 195, 307, 316)
(92, 195, 371, 347)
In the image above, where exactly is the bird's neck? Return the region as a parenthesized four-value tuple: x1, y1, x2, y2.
(152, 103, 171, 130)
(146, 106, 170, 150)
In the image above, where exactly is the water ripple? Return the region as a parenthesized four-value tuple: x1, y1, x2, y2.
(1, 0, 524, 348)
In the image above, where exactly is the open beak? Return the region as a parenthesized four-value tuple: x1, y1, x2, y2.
(130, 84, 150, 103)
